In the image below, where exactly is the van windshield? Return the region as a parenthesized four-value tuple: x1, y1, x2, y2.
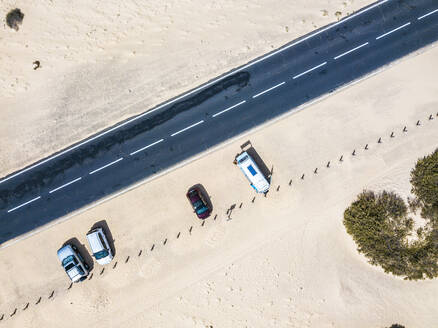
(238, 155, 248, 164)
(94, 250, 109, 260)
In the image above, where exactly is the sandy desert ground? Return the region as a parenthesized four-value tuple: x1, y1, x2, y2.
(1, 0, 438, 327)
(0, 0, 373, 178)
(0, 40, 437, 327)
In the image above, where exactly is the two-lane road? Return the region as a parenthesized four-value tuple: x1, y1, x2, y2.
(1, 0, 438, 245)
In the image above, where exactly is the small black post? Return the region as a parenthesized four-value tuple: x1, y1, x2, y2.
(35, 297, 42, 305)
(403, 126, 407, 132)
(364, 144, 368, 150)
(301, 173, 305, 180)
(390, 132, 394, 138)
(352, 150, 356, 156)
(276, 185, 280, 191)
(429, 114, 433, 120)
(326, 161, 330, 168)
(138, 250, 142, 257)
(339, 155, 343, 162)
(416, 120, 420, 126)
(177, 232, 181, 238)
(314, 168, 318, 174)
(252, 196, 256, 203)
(289, 179, 292, 186)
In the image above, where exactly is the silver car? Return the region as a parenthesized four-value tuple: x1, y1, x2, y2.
(57, 244, 89, 282)
(86, 227, 113, 265)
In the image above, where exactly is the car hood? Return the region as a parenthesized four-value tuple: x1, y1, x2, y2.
(57, 245, 75, 262)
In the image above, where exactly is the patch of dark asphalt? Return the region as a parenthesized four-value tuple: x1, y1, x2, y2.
(0, 72, 250, 209)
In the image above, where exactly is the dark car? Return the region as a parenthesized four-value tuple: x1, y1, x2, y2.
(186, 187, 211, 219)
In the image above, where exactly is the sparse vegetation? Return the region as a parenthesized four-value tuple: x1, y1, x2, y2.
(387, 324, 405, 328)
(6, 8, 24, 31)
(343, 149, 438, 280)
(410, 149, 438, 220)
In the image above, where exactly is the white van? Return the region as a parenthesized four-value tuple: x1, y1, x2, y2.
(86, 227, 113, 265)
(236, 152, 270, 193)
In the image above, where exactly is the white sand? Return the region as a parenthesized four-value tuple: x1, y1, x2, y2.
(0, 0, 372, 177)
(0, 39, 437, 327)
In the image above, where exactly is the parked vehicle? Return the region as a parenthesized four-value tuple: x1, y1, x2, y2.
(57, 244, 89, 283)
(235, 151, 270, 193)
(186, 186, 212, 219)
(86, 227, 113, 265)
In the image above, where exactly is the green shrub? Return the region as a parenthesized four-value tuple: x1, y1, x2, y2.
(410, 148, 438, 220)
(343, 149, 438, 280)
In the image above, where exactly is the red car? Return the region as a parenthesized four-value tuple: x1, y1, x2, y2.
(186, 187, 211, 219)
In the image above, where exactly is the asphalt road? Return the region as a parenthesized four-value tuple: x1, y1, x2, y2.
(1, 0, 437, 245)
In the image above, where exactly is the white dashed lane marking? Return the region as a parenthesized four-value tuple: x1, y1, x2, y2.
(49, 177, 82, 194)
(0, 0, 397, 186)
(418, 8, 438, 20)
(130, 139, 164, 156)
(252, 82, 286, 99)
(171, 120, 204, 137)
(7, 196, 41, 213)
(212, 101, 246, 118)
(376, 22, 411, 40)
(89, 157, 124, 175)
(292, 62, 327, 80)
(334, 42, 369, 60)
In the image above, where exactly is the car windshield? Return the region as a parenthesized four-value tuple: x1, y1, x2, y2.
(62, 255, 74, 267)
(65, 262, 75, 271)
(94, 249, 109, 260)
(193, 200, 203, 208)
(196, 205, 208, 215)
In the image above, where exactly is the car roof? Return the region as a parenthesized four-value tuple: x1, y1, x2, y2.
(86, 229, 104, 253)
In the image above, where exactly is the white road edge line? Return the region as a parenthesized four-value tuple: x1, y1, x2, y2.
(418, 8, 438, 20)
(293, 62, 327, 80)
(49, 177, 82, 194)
(0, 0, 390, 185)
(252, 82, 286, 99)
(376, 22, 411, 40)
(89, 157, 124, 175)
(7, 196, 41, 213)
(334, 42, 369, 60)
(0, 61, 393, 250)
(212, 101, 246, 118)
(130, 139, 165, 156)
(171, 120, 204, 137)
